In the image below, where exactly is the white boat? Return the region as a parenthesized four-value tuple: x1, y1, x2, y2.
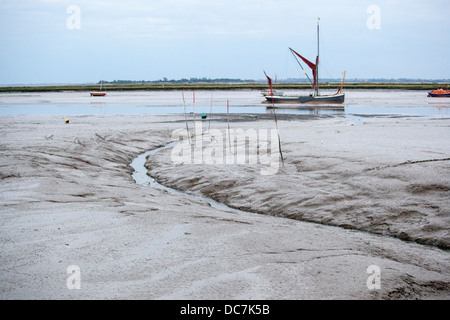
(262, 71, 284, 97)
(261, 89, 284, 97)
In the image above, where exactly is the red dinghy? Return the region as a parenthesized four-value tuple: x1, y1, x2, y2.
(90, 91, 107, 96)
(90, 80, 107, 97)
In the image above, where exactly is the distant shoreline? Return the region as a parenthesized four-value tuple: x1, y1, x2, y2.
(0, 82, 449, 93)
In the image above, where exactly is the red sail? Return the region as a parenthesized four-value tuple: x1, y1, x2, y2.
(263, 70, 273, 96)
(290, 48, 318, 89)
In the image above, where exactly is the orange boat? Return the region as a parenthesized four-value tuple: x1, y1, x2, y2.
(428, 88, 450, 97)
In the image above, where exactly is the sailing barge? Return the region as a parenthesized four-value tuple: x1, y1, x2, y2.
(264, 20, 345, 104)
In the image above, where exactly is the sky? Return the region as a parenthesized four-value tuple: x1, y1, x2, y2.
(0, 0, 449, 84)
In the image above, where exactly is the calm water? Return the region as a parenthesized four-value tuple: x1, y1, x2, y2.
(0, 89, 449, 118)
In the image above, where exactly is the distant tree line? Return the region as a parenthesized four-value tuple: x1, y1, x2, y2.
(275, 78, 450, 84)
(100, 78, 450, 85)
(100, 78, 257, 85)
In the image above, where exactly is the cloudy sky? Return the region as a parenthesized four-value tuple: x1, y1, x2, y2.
(0, 0, 449, 84)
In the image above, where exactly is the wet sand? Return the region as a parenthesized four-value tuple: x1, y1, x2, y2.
(0, 113, 449, 299)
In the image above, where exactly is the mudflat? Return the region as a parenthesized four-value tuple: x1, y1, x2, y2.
(0, 113, 449, 299)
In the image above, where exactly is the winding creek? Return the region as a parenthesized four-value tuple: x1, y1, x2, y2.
(130, 141, 244, 214)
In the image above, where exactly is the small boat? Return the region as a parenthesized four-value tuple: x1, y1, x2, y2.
(90, 80, 107, 97)
(261, 89, 284, 97)
(264, 19, 345, 104)
(428, 88, 450, 97)
(262, 71, 284, 97)
(90, 91, 107, 97)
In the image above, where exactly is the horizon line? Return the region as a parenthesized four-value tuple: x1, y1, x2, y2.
(2, 77, 450, 87)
